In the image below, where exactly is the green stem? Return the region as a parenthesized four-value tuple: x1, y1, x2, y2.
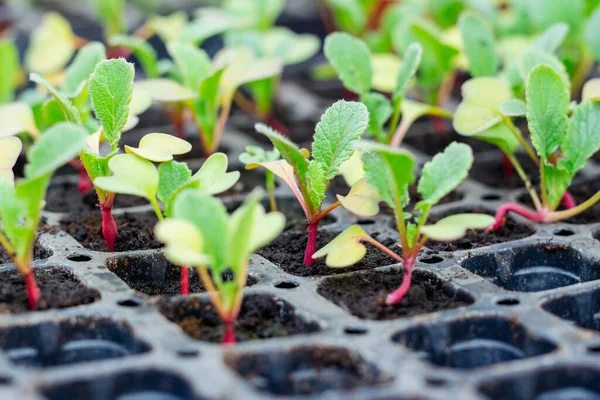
(540, 163, 548, 208)
(503, 117, 540, 166)
(150, 198, 164, 220)
(545, 189, 600, 222)
(387, 101, 402, 143)
(266, 171, 277, 212)
(505, 152, 542, 211)
(413, 205, 430, 248)
(393, 196, 409, 252)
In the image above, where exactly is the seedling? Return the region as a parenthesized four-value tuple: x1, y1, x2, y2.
(93, 133, 240, 294)
(155, 189, 285, 344)
(239, 145, 280, 211)
(0, 123, 88, 309)
(314, 142, 494, 304)
(324, 32, 449, 146)
(0, 39, 19, 104)
(456, 64, 600, 228)
(249, 100, 371, 266)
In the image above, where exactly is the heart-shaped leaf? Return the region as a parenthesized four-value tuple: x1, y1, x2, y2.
(125, 133, 192, 162)
(189, 153, 240, 195)
(134, 79, 197, 103)
(337, 178, 381, 217)
(93, 154, 158, 200)
(583, 79, 600, 102)
(312, 225, 371, 267)
(0, 137, 22, 182)
(324, 32, 372, 96)
(0, 103, 39, 138)
(499, 99, 527, 116)
(338, 150, 364, 187)
(421, 213, 495, 241)
(371, 53, 401, 93)
(148, 12, 188, 43)
(25, 12, 75, 75)
(155, 219, 212, 266)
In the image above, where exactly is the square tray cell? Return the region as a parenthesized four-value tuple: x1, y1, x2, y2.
(0, 316, 150, 368)
(392, 315, 556, 370)
(225, 345, 392, 396)
(542, 287, 600, 333)
(478, 366, 600, 400)
(461, 244, 600, 292)
(41, 369, 204, 400)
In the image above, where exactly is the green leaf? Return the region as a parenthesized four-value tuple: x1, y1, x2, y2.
(312, 100, 369, 179)
(370, 53, 401, 93)
(0, 40, 19, 104)
(63, 42, 106, 97)
(93, 154, 158, 200)
(499, 99, 527, 116)
(24, 122, 88, 180)
(532, 23, 569, 53)
(526, 64, 570, 159)
(312, 225, 371, 267)
(79, 150, 111, 202)
(148, 12, 188, 43)
(306, 160, 327, 211)
(135, 79, 197, 103)
(124, 133, 191, 162)
(167, 42, 213, 91)
(543, 164, 571, 210)
(88, 59, 134, 148)
(188, 153, 241, 195)
(324, 0, 367, 35)
(474, 123, 520, 154)
(519, 50, 571, 92)
(361, 92, 393, 140)
(421, 213, 495, 241)
(586, 7, 600, 63)
(109, 35, 158, 79)
(157, 161, 191, 207)
(91, 0, 124, 37)
(25, 12, 75, 75)
(417, 142, 473, 206)
(337, 178, 381, 218)
(239, 145, 280, 164)
(171, 190, 228, 269)
(0, 137, 22, 183)
(561, 101, 600, 175)
(583, 79, 600, 102)
(155, 218, 212, 266)
(324, 32, 372, 96)
(30, 73, 82, 124)
(0, 102, 39, 138)
(338, 149, 364, 187)
(255, 123, 309, 180)
(459, 11, 498, 77)
(393, 42, 422, 102)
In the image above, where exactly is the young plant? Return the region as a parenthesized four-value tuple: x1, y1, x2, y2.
(93, 133, 240, 294)
(0, 123, 88, 309)
(155, 189, 285, 344)
(0, 38, 19, 104)
(313, 142, 494, 304)
(239, 145, 280, 212)
(248, 100, 371, 266)
(324, 32, 449, 146)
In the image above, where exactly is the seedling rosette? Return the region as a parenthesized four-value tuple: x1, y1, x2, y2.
(249, 100, 372, 267)
(314, 142, 494, 304)
(155, 190, 285, 345)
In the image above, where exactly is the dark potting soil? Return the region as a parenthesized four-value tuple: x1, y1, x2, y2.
(404, 129, 495, 156)
(425, 207, 535, 252)
(231, 108, 318, 144)
(154, 294, 320, 343)
(60, 211, 161, 252)
(45, 181, 147, 213)
(257, 229, 397, 277)
(0, 266, 100, 314)
(469, 152, 539, 189)
(317, 268, 473, 320)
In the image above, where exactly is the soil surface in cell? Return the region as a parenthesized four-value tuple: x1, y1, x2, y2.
(61, 211, 161, 252)
(404, 129, 495, 155)
(258, 230, 397, 277)
(155, 295, 319, 343)
(0, 267, 100, 314)
(318, 268, 473, 320)
(424, 207, 535, 251)
(45, 182, 146, 213)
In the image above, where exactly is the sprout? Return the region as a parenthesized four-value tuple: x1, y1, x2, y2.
(250, 100, 370, 266)
(239, 145, 280, 211)
(0, 123, 88, 309)
(314, 142, 494, 304)
(155, 189, 285, 345)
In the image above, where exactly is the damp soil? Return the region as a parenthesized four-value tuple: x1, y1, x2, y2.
(45, 181, 147, 213)
(60, 211, 161, 252)
(0, 266, 100, 314)
(404, 129, 496, 156)
(469, 153, 539, 189)
(424, 207, 536, 252)
(317, 268, 473, 320)
(154, 294, 320, 343)
(258, 229, 397, 277)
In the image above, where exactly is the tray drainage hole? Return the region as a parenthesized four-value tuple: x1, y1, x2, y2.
(425, 376, 447, 387)
(117, 298, 144, 307)
(357, 218, 376, 225)
(553, 228, 575, 236)
(344, 326, 368, 335)
(275, 281, 299, 289)
(0, 376, 12, 385)
(67, 254, 92, 262)
(176, 349, 199, 358)
(420, 256, 444, 264)
(496, 297, 520, 306)
(482, 193, 501, 201)
(587, 344, 600, 354)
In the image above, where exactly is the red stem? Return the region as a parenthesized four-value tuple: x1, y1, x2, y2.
(24, 270, 40, 310)
(265, 114, 289, 136)
(491, 203, 546, 231)
(502, 153, 515, 178)
(106, 46, 131, 60)
(386, 256, 414, 305)
(69, 159, 93, 194)
(180, 266, 189, 295)
(303, 222, 318, 267)
(561, 192, 576, 209)
(222, 322, 236, 345)
(431, 115, 448, 134)
(101, 204, 118, 252)
(342, 88, 358, 101)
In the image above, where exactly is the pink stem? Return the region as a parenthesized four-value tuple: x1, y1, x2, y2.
(180, 266, 189, 295)
(561, 192, 576, 209)
(266, 113, 289, 136)
(431, 115, 448, 135)
(502, 153, 515, 178)
(222, 322, 236, 345)
(101, 205, 118, 252)
(107, 46, 131, 60)
(342, 88, 358, 101)
(491, 202, 546, 231)
(24, 270, 40, 310)
(78, 169, 93, 194)
(386, 257, 414, 305)
(303, 222, 318, 267)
